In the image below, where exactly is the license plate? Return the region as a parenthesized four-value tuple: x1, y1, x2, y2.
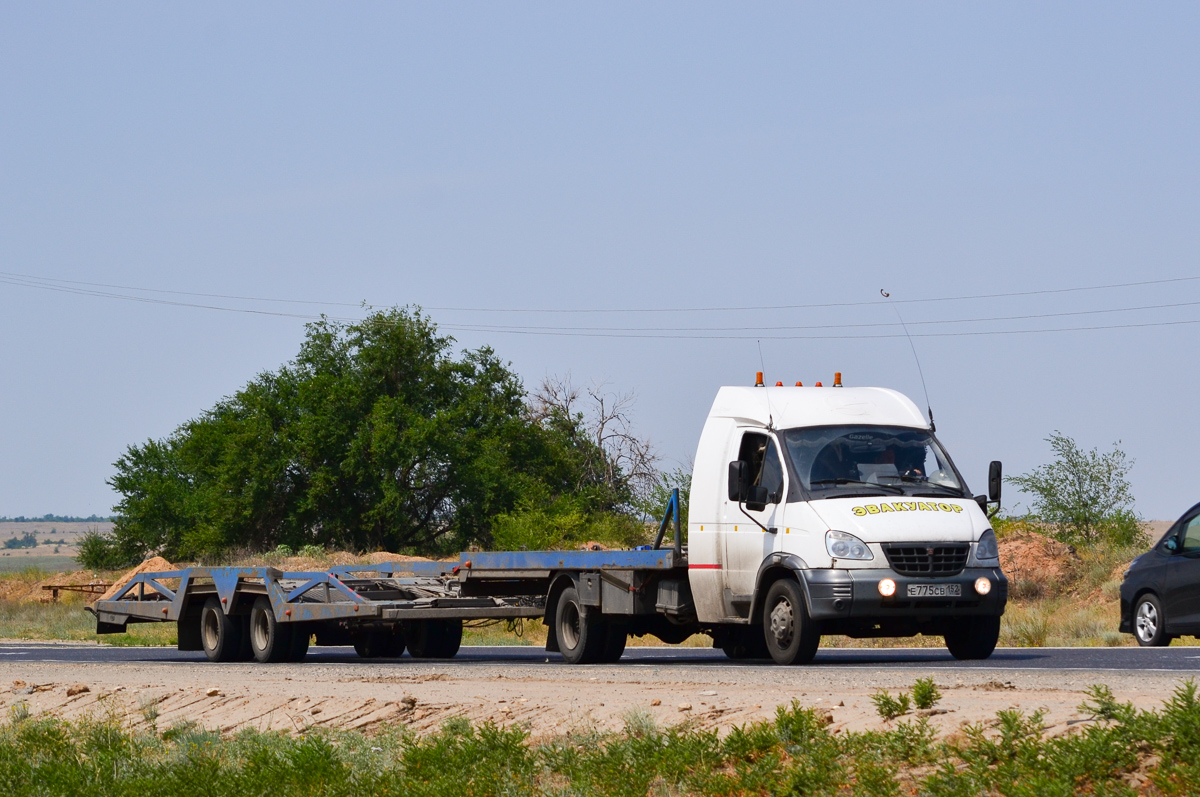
(906, 583, 961, 598)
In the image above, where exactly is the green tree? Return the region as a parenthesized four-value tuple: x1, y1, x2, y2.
(104, 308, 639, 564)
(1007, 431, 1143, 546)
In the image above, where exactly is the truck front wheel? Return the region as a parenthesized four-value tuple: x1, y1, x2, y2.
(555, 586, 606, 664)
(763, 579, 820, 665)
(944, 616, 1001, 660)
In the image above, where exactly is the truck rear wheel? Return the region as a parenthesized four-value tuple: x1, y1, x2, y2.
(249, 596, 294, 663)
(944, 616, 1000, 660)
(600, 625, 627, 663)
(200, 597, 243, 663)
(763, 579, 820, 665)
(555, 586, 606, 664)
(404, 620, 462, 659)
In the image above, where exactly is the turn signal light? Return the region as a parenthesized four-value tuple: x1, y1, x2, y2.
(974, 577, 992, 596)
(878, 578, 897, 597)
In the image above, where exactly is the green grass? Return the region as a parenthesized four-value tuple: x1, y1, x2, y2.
(4, 680, 1200, 795)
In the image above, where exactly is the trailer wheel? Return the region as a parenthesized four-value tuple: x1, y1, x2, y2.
(763, 579, 820, 665)
(405, 620, 462, 658)
(249, 597, 294, 663)
(200, 597, 242, 663)
(944, 616, 1001, 660)
(354, 627, 406, 659)
(288, 625, 311, 662)
(555, 586, 606, 664)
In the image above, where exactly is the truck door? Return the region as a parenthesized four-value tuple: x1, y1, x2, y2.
(720, 430, 786, 618)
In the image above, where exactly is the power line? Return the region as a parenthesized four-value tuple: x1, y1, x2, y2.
(438, 317, 1200, 340)
(418, 298, 1200, 334)
(2, 269, 1198, 315)
(3, 270, 1200, 340)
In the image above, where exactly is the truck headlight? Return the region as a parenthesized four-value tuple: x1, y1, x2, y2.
(969, 529, 999, 565)
(826, 530, 873, 561)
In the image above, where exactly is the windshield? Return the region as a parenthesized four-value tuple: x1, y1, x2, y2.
(781, 425, 966, 500)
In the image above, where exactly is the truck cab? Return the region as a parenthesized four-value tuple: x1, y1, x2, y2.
(689, 380, 1007, 664)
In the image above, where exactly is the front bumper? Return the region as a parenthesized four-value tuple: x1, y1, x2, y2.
(801, 567, 1008, 622)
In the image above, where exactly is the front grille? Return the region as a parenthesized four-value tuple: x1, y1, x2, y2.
(882, 543, 969, 577)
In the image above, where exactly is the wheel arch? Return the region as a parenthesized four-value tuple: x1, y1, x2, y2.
(749, 554, 810, 625)
(543, 572, 579, 653)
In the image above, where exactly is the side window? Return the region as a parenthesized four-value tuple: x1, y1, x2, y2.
(1181, 516, 1200, 553)
(737, 432, 784, 503)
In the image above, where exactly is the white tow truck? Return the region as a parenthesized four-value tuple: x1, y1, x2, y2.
(688, 373, 1006, 663)
(94, 374, 1006, 666)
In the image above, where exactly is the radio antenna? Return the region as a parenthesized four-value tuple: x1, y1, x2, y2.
(881, 289, 934, 431)
(757, 339, 775, 430)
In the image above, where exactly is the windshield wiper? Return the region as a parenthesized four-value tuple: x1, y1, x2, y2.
(809, 478, 903, 495)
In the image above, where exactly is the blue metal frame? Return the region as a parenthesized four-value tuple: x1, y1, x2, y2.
(457, 547, 677, 572)
(95, 492, 688, 630)
(95, 560, 459, 625)
(652, 488, 682, 556)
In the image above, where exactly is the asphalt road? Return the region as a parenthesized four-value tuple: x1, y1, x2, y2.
(3, 643, 1200, 672)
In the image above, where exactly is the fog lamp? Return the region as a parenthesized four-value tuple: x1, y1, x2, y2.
(974, 577, 992, 596)
(878, 578, 897, 597)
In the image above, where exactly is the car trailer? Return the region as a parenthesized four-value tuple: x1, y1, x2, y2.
(89, 492, 689, 665)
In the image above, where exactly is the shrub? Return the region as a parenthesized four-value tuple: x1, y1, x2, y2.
(1007, 431, 1145, 547)
(871, 690, 911, 720)
(911, 678, 941, 710)
(75, 529, 131, 570)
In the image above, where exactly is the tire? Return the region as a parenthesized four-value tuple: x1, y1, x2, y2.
(600, 625, 627, 663)
(288, 624, 311, 662)
(763, 579, 821, 665)
(200, 597, 242, 663)
(555, 586, 606, 664)
(354, 627, 406, 659)
(404, 620, 462, 659)
(719, 627, 771, 660)
(1133, 593, 1171, 647)
(234, 614, 254, 661)
(944, 615, 1001, 660)
(249, 596, 294, 663)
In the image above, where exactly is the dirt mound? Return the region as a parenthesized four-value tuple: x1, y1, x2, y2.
(98, 557, 176, 602)
(998, 531, 1078, 590)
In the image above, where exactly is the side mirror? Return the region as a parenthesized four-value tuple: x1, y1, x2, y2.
(988, 461, 1002, 504)
(1165, 538, 1179, 553)
(728, 461, 749, 502)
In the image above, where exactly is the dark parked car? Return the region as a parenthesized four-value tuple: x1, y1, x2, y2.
(1120, 502, 1200, 646)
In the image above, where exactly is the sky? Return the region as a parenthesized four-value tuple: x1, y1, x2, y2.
(1, 4, 1198, 520)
